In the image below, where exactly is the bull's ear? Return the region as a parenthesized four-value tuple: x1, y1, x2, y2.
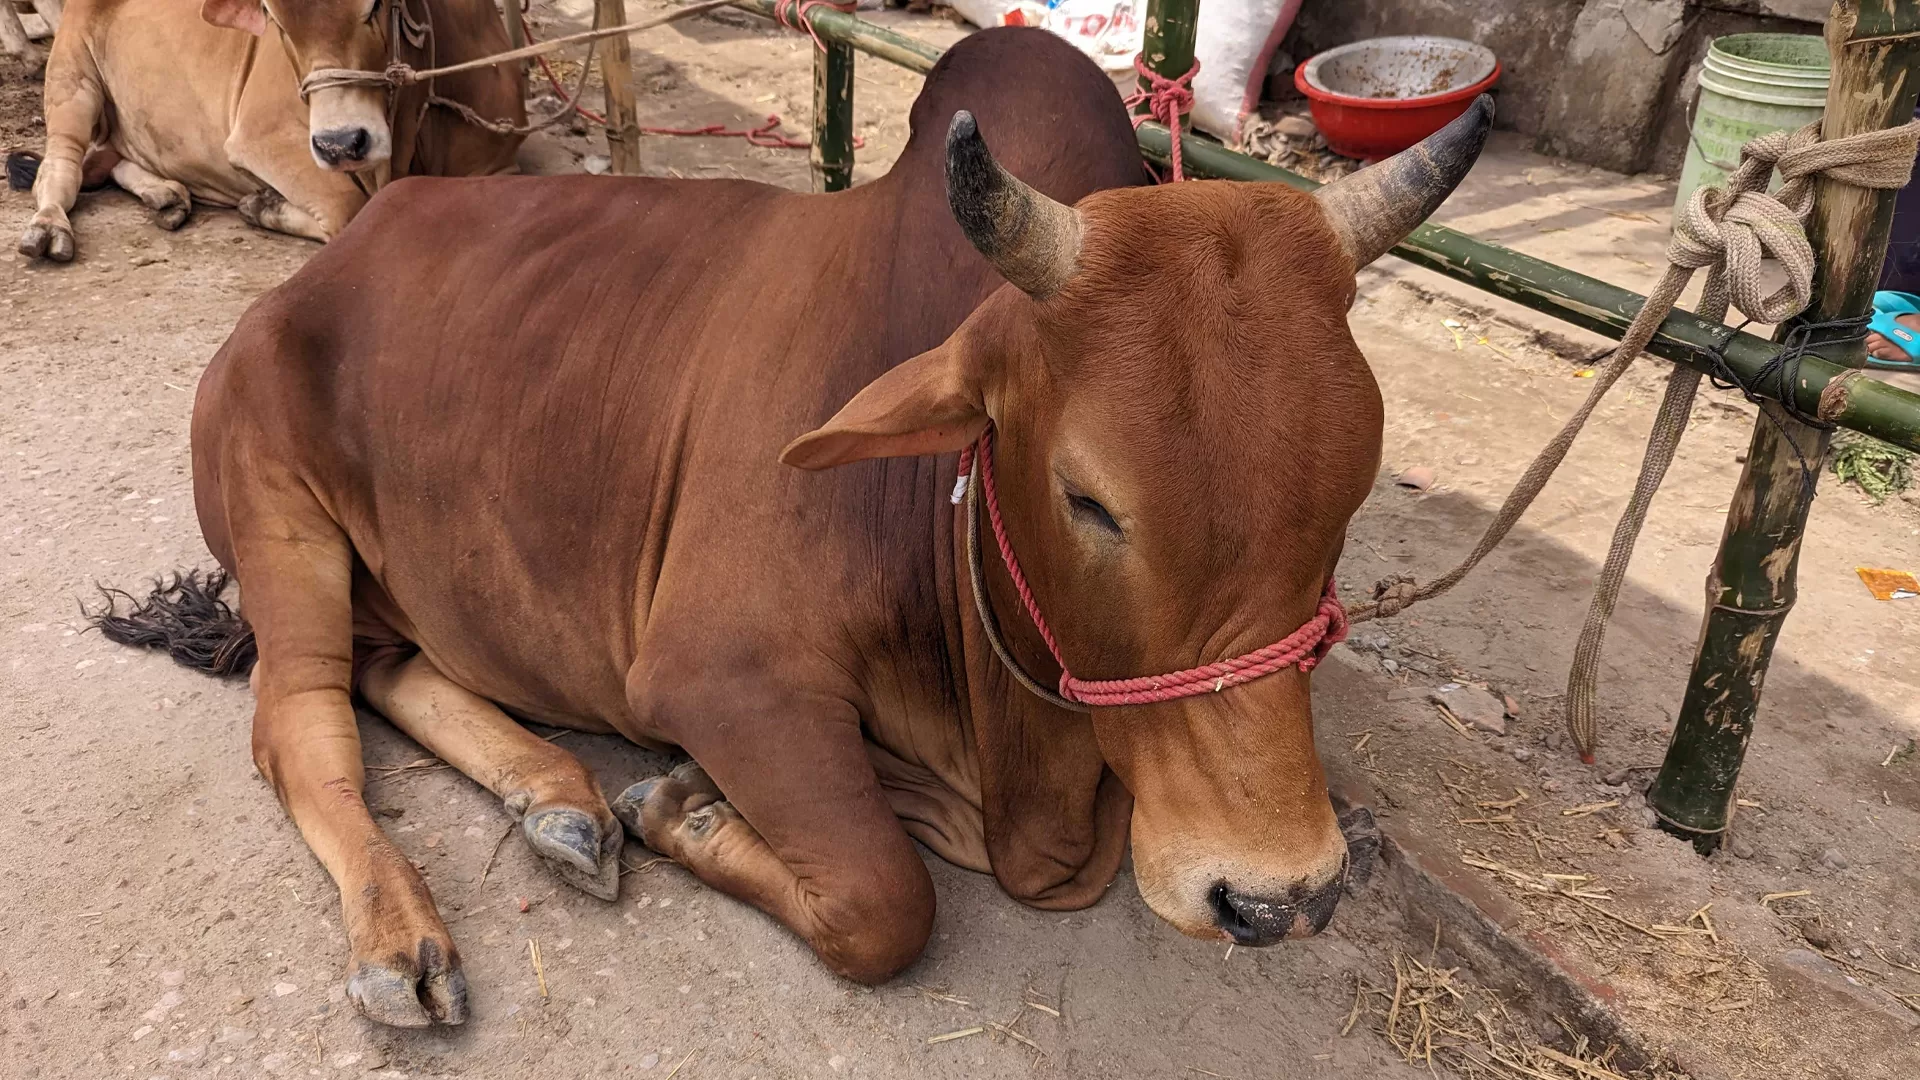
(202, 0, 268, 35)
(780, 342, 988, 470)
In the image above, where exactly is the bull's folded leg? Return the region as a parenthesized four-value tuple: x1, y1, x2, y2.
(236, 187, 338, 244)
(233, 490, 464, 1029)
(357, 651, 622, 900)
(608, 701, 936, 984)
(108, 159, 191, 231)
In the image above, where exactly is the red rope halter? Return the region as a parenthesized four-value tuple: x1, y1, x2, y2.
(956, 426, 1348, 708)
(1122, 54, 1199, 182)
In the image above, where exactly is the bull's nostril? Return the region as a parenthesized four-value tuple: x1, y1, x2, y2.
(346, 127, 370, 159)
(1209, 877, 1345, 946)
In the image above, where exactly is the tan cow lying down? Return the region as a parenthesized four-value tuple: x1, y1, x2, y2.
(100, 29, 1490, 1028)
(13, 0, 524, 262)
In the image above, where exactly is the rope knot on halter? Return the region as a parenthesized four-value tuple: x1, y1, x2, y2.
(1123, 55, 1199, 182)
(298, 62, 416, 103)
(774, 0, 857, 51)
(957, 425, 1347, 711)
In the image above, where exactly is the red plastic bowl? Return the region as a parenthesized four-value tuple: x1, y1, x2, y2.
(1295, 36, 1501, 161)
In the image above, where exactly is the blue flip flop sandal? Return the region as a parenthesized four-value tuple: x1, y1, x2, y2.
(1868, 290, 1920, 370)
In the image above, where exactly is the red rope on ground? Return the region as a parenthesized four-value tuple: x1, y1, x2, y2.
(958, 426, 1348, 707)
(519, 6, 862, 152)
(1122, 55, 1198, 182)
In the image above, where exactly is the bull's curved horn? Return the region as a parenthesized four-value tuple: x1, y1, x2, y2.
(1314, 94, 1495, 268)
(946, 110, 1082, 299)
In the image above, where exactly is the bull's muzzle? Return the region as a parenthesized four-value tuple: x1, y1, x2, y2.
(311, 126, 377, 170)
(1207, 869, 1345, 946)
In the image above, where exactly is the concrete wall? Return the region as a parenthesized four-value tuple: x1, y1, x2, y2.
(1281, 0, 1827, 175)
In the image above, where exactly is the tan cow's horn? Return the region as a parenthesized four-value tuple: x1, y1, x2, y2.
(1314, 94, 1495, 268)
(946, 110, 1082, 299)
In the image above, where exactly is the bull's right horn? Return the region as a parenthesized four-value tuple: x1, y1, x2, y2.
(945, 110, 1082, 299)
(1313, 94, 1495, 269)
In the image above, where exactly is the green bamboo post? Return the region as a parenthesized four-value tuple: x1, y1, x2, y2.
(596, 0, 642, 174)
(504, 0, 526, 51)
(1649, 0, 1920, 854)
(812, 38, 855, 192)
(1137, 0, 1200, 114)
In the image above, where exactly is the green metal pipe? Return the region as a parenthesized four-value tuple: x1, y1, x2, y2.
(1140, 122, 1920, 455)
(726, 2, 1920, 455)
(812, 38, 855, 192)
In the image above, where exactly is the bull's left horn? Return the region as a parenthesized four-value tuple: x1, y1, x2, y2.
(1313, 94, 1495, 268)
(945, 110, 1081, 299)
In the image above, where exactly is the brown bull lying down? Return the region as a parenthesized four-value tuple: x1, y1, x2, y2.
(103, 28, 1489, 1027)
(13, 0, 523, 262)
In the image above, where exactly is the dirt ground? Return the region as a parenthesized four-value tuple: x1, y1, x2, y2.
(4, 3, 1919, 1079)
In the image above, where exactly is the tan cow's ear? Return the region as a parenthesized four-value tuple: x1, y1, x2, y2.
(780, 343, 988, 470)
(202, 0, 268, 35)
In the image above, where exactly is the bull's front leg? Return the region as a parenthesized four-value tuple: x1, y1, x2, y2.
(618, 671, 935, 983)
(224, 85, 366, 243)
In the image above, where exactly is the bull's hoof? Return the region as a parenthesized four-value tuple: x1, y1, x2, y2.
(18, 220, 74, 262)
(612, 760, 724, 853)
(1338, 805, 1381, 894)
(346, 936, 468, 1028)
(237, 188, 282, 229)
(523, 805, 622, 901)
(153, 200, 191, 231)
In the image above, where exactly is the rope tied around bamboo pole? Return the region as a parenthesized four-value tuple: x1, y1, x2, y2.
(1124, 56, 1199, 181)
(1346, 117, 1920, 762)
(772, 0, 856, 51)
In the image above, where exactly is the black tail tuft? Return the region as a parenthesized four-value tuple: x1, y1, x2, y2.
(7, 151, 40, 192)
(88, 569, 257, 677)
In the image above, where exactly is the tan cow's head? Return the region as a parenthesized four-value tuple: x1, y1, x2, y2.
(203, 0, 396, 172)
(784, 99, 1491, 946)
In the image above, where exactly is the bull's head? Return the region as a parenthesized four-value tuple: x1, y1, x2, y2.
(202, 0, 396, 172)
(784, 100, 1491, 945)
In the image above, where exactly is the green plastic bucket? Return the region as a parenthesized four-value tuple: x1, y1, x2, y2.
(1674, 34, 1829, 217)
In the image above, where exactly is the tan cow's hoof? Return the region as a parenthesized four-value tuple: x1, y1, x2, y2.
(237, 188, 282, 229)
(18, 221, 74, 262)
(522, 805, 622, 901)
(347, 936, 467, 1029)
(152, 200, 191, 232)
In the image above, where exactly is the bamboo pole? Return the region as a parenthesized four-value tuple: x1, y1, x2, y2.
(812, 38, 854, 192)
(596, 0, 642, 174)
(730, 0, 940, 73)
(1648, 0, 1920, 854)
(1137, 0, 1199, 115)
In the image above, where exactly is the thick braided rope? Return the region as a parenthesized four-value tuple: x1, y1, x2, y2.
(962, 427, 1348, 709)
(1123, 56, 1198, 182)
(1342, 118, 1920, 760)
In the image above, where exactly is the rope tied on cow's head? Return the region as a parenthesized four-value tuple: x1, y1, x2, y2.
(957, 426, 1347, 712)
(1343, 115, 1920, 761)
(1123, 55, 1199, 182)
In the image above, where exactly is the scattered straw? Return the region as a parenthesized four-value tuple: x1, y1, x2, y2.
(913, 985, 973, 1008)
(527, 938, 548, 1000)
(1434, 704, 1473, 737)
(1869, 943, 1920, 976)
(927, 1026, 985, 1044)
(622, 857, 671, 876)
(477, 822, 516, 890)
(1760, 890, 1812, 908)
(1479, 789, 1530, 811)
(1562, 800, 1620, 818)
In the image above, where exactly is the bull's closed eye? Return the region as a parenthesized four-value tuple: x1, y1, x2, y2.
(1066, 490, 1122, 536)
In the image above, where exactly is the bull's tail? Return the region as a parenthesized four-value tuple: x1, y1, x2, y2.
(7, 151, 40, 192)
(89, 569, 257, 677)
